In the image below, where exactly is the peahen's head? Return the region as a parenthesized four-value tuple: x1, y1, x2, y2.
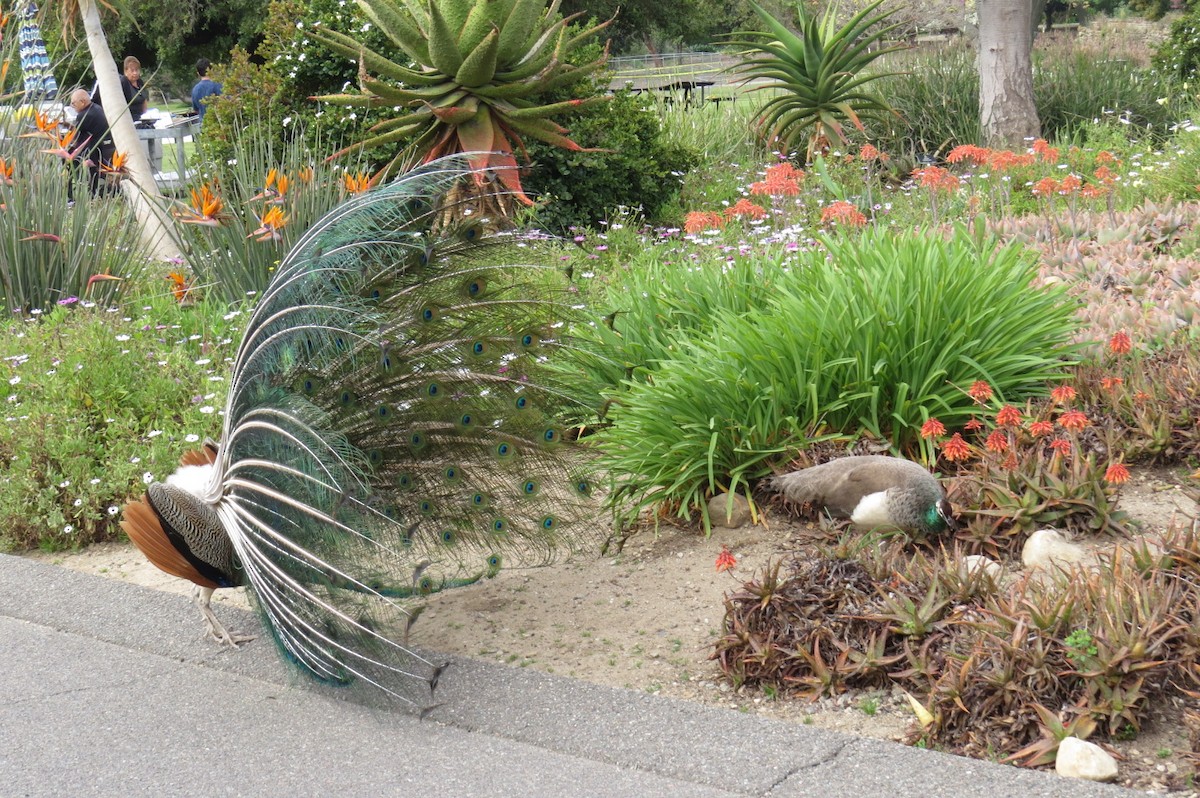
(921, 497, 958, 535)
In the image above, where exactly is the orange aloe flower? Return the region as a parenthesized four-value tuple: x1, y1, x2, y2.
(920, 418, 946, 439)
(984, 430, 1009, 453)
(967, 380, 993, 404)
(1049, 437, 1072, 456)
(988, 150, 1035, 172)
(913, 166, 959, 193)
(1028, 420, 1054, 437)
(724, 198, 767, 220)
(1059, 174, 1082, 193)
(995, 405, 1022, 427)
(715, 545, 737, 572)
(175, 183, 225, 226)
(343, 172, 370, 194)
(941, 433, 971, 462)
(249, 206, 288, 242)
(820, 200, 867, 227)
(1031, 177, 1061, 197)
(946, 145, 992, 166)
(1050, 384, 1077, 404)
(1104, 462, 1130, 485)
(1057, 410, 1089, 432)
(859, 143, 883, 161)
(1108, 330, 1132, 355)
(684, 210, 724, 234)
(1031, 138, 1059, 163)
(1100, 377, 1123, 391)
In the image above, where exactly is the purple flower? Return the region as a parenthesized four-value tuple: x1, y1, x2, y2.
(57, 296, 79, 306)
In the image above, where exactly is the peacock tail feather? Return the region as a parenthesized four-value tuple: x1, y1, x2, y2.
(141, 157, 600, 702)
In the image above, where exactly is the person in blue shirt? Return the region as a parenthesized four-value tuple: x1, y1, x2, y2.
(191, 58, 222, 124)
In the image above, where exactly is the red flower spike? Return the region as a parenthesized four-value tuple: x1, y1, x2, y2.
(920, 418, 946, 439)
(715, 546, 737, 572)
(1028, 420, 1054, 437)
(1050, 385, 1077, 405)
(1049, 438, 1072, 456)
(995, 405, 1022, 427)
(1104, 462, 1130, 485)
(985, 430, 1009, 453)
(941, 433, 971, 462)
(967, 381, 993, 404)
(1108, 330, 1132, 355)
(1058, 410, 1089, 432)
(965, 417, 984, 432)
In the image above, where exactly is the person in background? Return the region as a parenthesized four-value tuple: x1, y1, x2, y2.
(92, 55, 149, 121)
(191, 58, 222, 124)
(53, 88, 117, 198)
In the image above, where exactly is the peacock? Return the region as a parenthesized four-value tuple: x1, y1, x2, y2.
(769, 455, 957, 537)
(121, 157, 598, 706)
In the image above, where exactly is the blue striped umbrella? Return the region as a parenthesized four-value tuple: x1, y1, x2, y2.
(18, 1, 58, 100)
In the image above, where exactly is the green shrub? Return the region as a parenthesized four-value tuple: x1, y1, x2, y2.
(0, 295, 235, 551)
(593, 225, 1081, 528)
(1153, 4, 1200, 79)
(524, 89, 698, 233)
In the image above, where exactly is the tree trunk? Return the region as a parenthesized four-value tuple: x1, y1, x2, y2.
(977, 0, 1041, 149)
(80, 0, 182, 263)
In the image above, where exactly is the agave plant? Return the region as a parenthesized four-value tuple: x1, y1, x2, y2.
(309, 0, 611, 213)
(726, 0, 904, 159)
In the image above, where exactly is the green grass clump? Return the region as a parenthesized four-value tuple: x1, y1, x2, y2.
(0, 295, 236, 551)
(593, 225, 1081, 529)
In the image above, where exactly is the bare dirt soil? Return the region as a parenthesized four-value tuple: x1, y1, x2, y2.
(26, 466, 1199, 793)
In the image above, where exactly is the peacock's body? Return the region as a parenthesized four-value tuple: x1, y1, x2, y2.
(121, 158, 597, 705)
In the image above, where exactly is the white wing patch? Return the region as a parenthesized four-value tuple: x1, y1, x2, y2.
(850, 490, 893, 528)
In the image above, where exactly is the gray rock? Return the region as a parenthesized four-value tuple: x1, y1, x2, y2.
(1022, 528, 1088, 571)
(1055, 736, 1119, 782)
(708, 492, 752, 528)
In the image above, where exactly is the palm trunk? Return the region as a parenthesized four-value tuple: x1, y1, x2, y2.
(80, 0, 182, 263)
(977, 0, 1041, 149)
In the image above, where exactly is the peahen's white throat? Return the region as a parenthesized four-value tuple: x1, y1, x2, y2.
(769, 455, 956, 536)
(121, 158, 599, 707)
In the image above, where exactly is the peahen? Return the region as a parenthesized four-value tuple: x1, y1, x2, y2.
(121, 158, 597, 705)
(769, 455, 957, 536)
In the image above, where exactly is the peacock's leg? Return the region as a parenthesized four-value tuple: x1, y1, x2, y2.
(193, 585, 255, 648)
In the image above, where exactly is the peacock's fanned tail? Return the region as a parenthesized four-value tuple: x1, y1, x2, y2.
(194, 157, 597, 700)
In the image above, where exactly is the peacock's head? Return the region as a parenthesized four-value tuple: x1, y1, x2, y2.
(924, 498, 958, 534)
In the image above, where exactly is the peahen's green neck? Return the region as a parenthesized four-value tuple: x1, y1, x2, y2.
(923, 504, 948, 533)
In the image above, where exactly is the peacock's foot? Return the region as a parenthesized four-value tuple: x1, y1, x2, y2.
(193, 585, 255, 648)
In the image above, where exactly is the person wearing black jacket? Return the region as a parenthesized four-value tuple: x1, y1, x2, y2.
(92, 55, 148, 121)
(55, 88, 117, 198)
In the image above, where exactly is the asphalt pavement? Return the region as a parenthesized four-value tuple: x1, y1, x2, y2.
(0, 553, 1142, 797)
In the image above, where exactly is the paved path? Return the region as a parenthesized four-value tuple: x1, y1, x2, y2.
(0, 554, 1139, 797)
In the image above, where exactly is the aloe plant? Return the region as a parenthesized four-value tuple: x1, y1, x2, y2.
(309, 0, 610, 212)
(726, 0, 904, 158)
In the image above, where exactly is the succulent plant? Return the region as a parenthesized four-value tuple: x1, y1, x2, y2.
(310, 0, 611, 210)
(724, 0, 904, 159)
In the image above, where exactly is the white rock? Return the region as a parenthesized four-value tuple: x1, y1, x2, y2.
(958, 554, 1003, 583)
(1022, 528, 1088, 571)
(708, 492, 752, 529)
(1056, 737, 1119, 782)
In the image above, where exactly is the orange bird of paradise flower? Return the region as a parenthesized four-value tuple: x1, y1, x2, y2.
(165, 271, 194, 304)
(20, 109, 62, 142)
(343, 172, 370, 194)
(174, 183, 225, 226)
(248, 206, 288, 242)
(41, 127, 77, 158)
(0, 157, 12, 186)
(100, 151, 129, 176)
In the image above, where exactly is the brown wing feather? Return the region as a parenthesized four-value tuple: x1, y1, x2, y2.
(178, 441, 219, 468)
(120, 495, 220, 589)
